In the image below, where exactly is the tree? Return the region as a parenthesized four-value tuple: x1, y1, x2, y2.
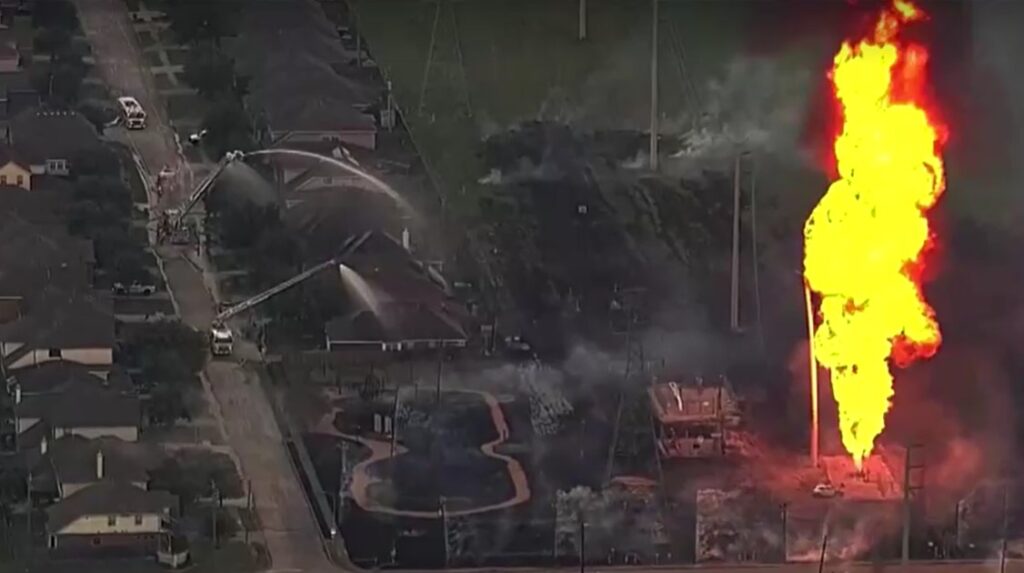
(122, 320, 208, 374)
(32, 0, 79, 31)
(200, 98, 256, 160)
(160, 0, 233, 46)
(182, 45, 248, 100)
(73, 148, 121, 179)
(77, 102, 119, 134)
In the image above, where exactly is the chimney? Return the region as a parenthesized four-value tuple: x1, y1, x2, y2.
(96, 450, 104, 480)
(40, 435, 47, 455)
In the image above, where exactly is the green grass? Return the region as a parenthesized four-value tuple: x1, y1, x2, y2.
(166, 92, 206, 122)
(136, 29, 157, 50)
(165, 47, 189, 67)
(153, 71, 176, 91)
(143, 50, 164, 68)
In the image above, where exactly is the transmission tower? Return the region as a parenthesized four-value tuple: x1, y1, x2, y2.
(604, 288, 663, 484)
(417, 0, 473, 120)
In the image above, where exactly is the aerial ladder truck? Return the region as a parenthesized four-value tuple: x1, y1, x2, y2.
(208, 232, 372, 356)
(159, 150, 247, 244)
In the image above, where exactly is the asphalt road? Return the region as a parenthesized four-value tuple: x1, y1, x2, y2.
(76, 1, 337, 571)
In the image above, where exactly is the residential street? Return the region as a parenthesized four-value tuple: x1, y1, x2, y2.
(75, 0, 337, 571)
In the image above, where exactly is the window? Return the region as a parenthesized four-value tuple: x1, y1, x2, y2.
(1, 175, 7, 184)
(134, 515, 143, 526)
(48, 348, 61, 358)
(46, 159, 68, 174)
(16, 175, 23, 186)
(107, 515, 116, 527)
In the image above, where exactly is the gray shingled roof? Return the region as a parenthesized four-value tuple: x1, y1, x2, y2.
(34, 436, 150, 489)
(325, 302, 467, 344)
(45, 481, 175, 533)
(10, 107, 101, 164)
(0, 288, 113, 349)
(11, 360, 117, 394)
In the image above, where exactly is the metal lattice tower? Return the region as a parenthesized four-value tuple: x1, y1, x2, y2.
(605, 288, 663, 484)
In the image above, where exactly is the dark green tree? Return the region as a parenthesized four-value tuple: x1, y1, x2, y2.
(200, 98, 256, 160)
(182, 45, 249, 100)
(160, 0, 233, 45)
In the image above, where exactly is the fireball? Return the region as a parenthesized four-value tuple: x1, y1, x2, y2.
(803, 0, 947, 467)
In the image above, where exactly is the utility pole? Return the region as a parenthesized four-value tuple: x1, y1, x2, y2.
(781, 503, 788, 563)
(390, 387, 401, 457)
(578, 512, 585, 573)
(750, 155, 764, 351)
(804, 283, 819, 468)
(211, 479, 220, 548)
(730, 154, 742, 332)
(1000, 485, 1009, 573)
(440, 496, 449, 567)
(435, 347, 444, 407)
(817, 520, 829, 573)
(649, 0, 659, 171)
(902, 444, 925, 562)
(578, 0, 587, 40)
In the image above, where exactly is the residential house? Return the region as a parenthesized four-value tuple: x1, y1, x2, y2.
(0, 216, 95, 324)
(232, 2, 380, 151)
(32, 435, 150, 500)
(0, 142, 30, 188)
(325, 301, 467, 352)
(9, 107, 102, 176)
(45, 481, 176, 557)
(0, 288, 114, 371)
(12, 361, 140, 441)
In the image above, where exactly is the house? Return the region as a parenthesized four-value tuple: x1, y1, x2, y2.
(13, 362, 140, 441)
(32, 435, 149, 499)
(0, 215, 95, 299)
(232, 2, 380, 150)
(45, 480, 176, 557)
(0, 142, 29, 188)
(9, 107, 102, 176)
(325, 301, 468, 352)
(0, 288, 114, 371)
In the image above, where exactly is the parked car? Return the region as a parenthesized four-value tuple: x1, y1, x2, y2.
(112, 281, 157, 296)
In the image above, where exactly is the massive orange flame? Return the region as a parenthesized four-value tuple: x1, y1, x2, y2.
(803, 0, 946, 468)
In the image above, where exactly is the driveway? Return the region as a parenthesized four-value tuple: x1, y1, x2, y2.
(76, 1, 339, 571)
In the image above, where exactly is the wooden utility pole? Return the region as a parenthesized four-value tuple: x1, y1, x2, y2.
(902, 444, 925, 562)
(649, 0, 659, 171)
(390, 388, 401, 458)
(817, 521, 829, 573)
(781, 503, 788, 563)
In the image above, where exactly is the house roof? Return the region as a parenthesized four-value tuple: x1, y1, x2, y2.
(0, 215, 94, 297)
(11, 360, 118, 395)
(648, 378, 741, 425)
(10, 107, 100, 164)
(0, 187, 63, 224)
(17, 383, 138, 430)
(45, 481, 176, 532)
(35, 436, 149, 487)
(0, 143, 29, 168)
(325, 302, 467, 344)
(231, 2, 379, 135)
(0, 288, 114, 349)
